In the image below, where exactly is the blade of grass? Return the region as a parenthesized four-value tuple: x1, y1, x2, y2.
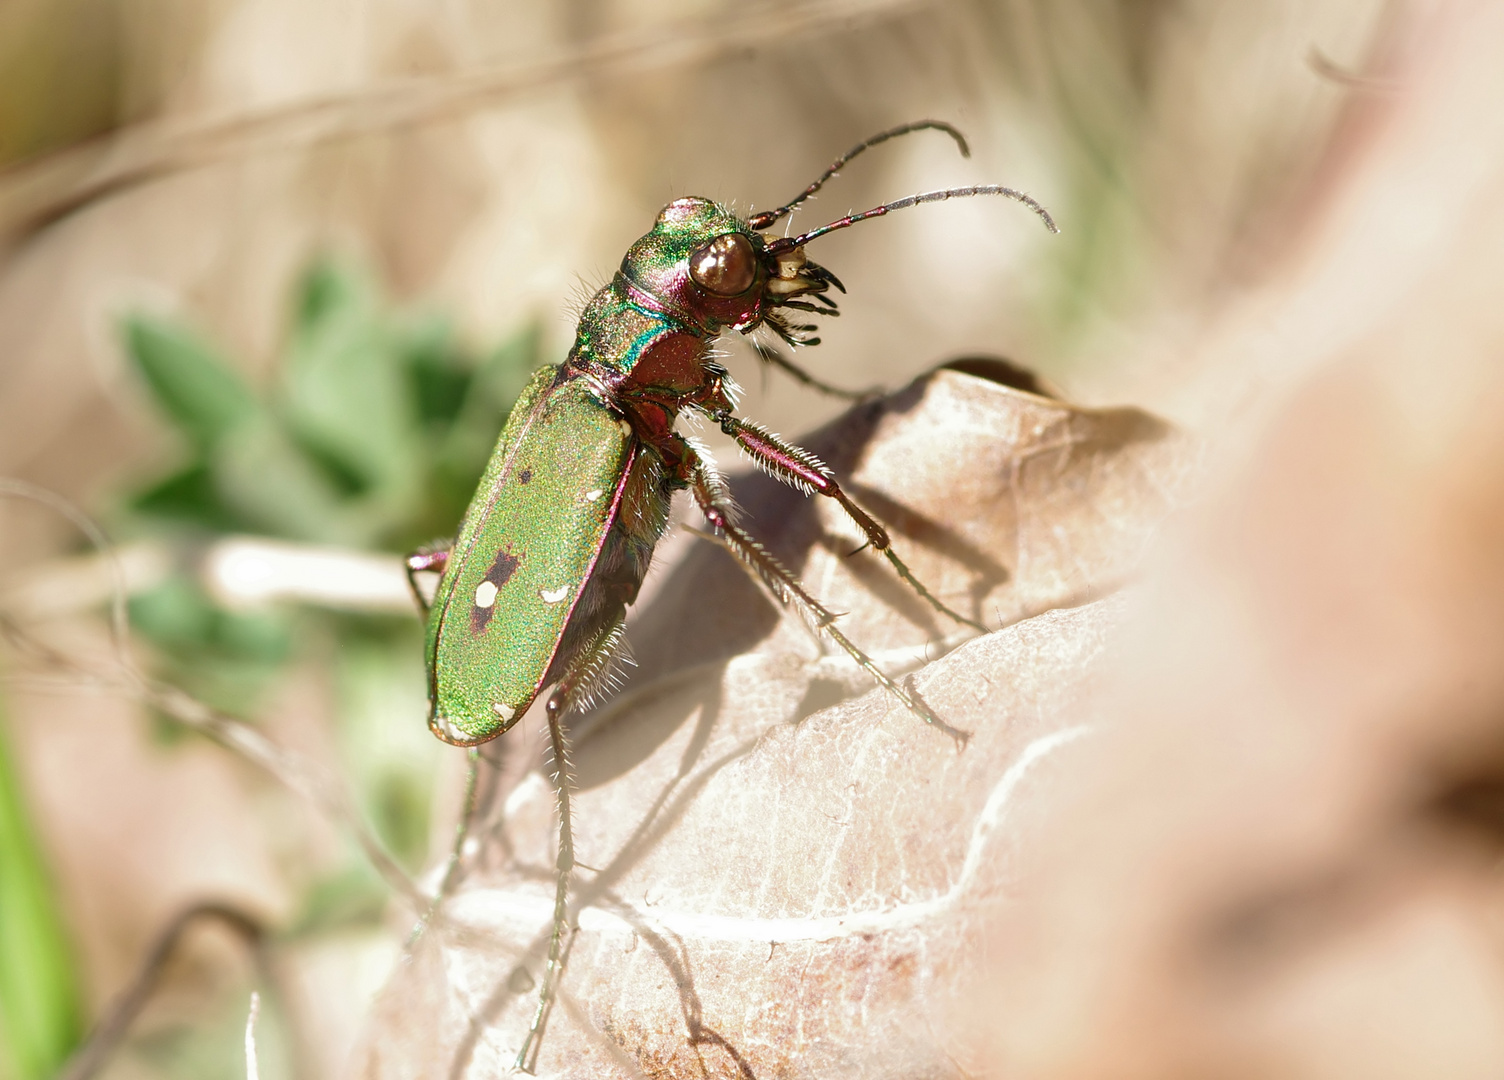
(0, 689, 84, 1080)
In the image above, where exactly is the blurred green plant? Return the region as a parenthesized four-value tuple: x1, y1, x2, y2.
(124, 259, 538, 552)
(0, 693, 84, 1080)
(119, 259, 540, 875)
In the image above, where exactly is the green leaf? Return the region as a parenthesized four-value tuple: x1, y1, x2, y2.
(0, 694, 83, 1080)
(128, 576, 296, 721)
(330, 630, 435, 870)
(280, 261, 422, 511)
(128, 462, 249, 533)
(294, 258, 355, 331)
(288, 863, 388, 936)
(121, 316, 259, 450)
(403, 316, 472, 427)
(128, 576, 292, 665)
(435, 322, 541, 490)
(128, 575, 217, 649)
(210, 415, 364, 546)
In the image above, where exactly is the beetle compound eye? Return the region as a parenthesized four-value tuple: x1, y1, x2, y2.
(689, 233, 756, 296)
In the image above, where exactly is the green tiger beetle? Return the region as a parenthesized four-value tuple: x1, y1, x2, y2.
(404, 120, 1056, 1070)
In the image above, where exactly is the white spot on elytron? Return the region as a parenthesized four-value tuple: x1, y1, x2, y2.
(585, 488, 604, 502)
(492, 702, 516, 722)
(474, 580, 498, 608)
(618, 419, 633, 437)
(540, 585, 570, 603)
(433, 713, 468, 742)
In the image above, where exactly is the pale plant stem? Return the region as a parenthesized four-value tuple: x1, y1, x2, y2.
(245, 992, 261, 1080)
(57, 904, 265, 1080)
(0, 481, 422, 905)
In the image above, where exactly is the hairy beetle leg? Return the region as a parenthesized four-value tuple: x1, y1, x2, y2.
(513, 617, 625, 1073)
(404, 548, 449, 614)
(714, 413, 987, 633)
(685, 450, 964, 738)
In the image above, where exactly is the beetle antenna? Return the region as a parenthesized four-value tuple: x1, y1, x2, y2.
(747, 120, 969, 231)
(765, 184, 1059, 254)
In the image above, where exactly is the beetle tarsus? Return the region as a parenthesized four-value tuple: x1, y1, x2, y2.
(716, 413, 985, 632)
(514, 643, 601, 1071)
(403, 547, 449, 614)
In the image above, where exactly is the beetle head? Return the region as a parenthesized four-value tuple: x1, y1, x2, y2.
(619, 197, 841, 346)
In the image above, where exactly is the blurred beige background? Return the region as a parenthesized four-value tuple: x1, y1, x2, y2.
(11, 1, 1478, 1078)
(0, 0, 1390, 552)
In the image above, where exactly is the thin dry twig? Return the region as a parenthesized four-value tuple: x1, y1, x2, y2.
(0, 0, 926, 244)
(57, 903, 267, 1080)
(245, 992, 261, 1080)
(406, 747, 483, 951)
(0, 480, 423, 905)
(1307, 46, 1401, 94)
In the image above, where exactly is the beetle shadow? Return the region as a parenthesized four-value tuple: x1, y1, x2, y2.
(840, 482, 1013, 613)
(442, 359, 1104, 1073)
(623, 395, 889, 690)
(442, 672, 780, 1076)
(794, 675, 861, 721)
(610, 363, 1052, 781)
(811, 528, 944, 636)
(443, 883, 760, 1080)
(593, 893, 760, 1080)
(442, 927, 569, 1080)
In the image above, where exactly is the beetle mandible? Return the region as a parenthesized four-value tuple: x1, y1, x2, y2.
(405, 120, 1057, 1069)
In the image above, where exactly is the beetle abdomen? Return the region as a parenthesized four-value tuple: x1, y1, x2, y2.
(544, 443, 671, 693)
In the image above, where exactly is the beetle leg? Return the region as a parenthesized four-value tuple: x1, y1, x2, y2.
(714, 413, 986, 632)
(748, 339, 870, 401)
(684, 448, 965, 741)
(514, 616, 626, 1073)
(403, 548, 448, 614)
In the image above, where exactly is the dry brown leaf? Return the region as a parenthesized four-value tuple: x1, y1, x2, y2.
(351, 363, 1188, 1078)
(960, 353, 1504, 1080)
(945, 9, 1504, 1078)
